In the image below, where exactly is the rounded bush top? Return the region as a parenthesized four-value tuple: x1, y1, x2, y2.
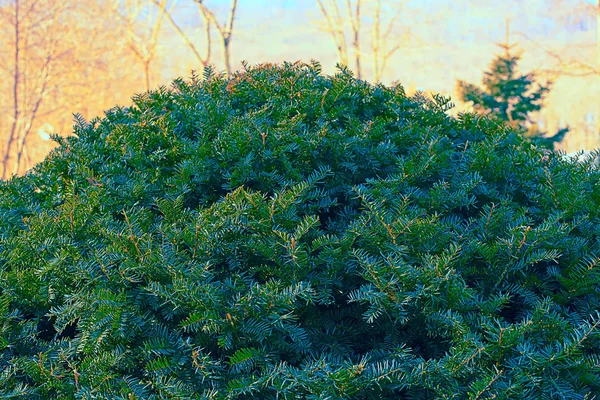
(2, 61, 600, 398)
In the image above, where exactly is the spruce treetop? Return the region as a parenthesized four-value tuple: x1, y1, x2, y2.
(457, 44, 568, 149)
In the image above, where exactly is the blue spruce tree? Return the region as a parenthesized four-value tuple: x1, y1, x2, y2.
(457, 43, 568, 149)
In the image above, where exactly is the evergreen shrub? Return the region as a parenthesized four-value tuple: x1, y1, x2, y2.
(1, 61, 600, 398)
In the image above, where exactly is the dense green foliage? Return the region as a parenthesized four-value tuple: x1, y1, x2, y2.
(1, 61, 600, 399)
(457, 44, 568, 150)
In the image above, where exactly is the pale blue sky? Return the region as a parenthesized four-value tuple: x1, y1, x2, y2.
(171, 0, 597, 46)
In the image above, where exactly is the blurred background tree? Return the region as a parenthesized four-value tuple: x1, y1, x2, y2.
(457, 21, 568, 149)
(0, 0, 146, 177)
(315, 0, 422, 83)
(115, 0, 171, 92)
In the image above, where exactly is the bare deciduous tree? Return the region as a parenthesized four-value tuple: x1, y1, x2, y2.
(316, 0, 352, 72)
(152, 0, 212, 68)
(516, 0, 599, 78)
(116, 0, 171, 91)
(0, 0, 73, 178)
(372, 0, 407, 83)
(150, 0, 237, 76)
(347, 0, 361, 79)
(193, 0, 238, 77)
(315, 0, 412, 83)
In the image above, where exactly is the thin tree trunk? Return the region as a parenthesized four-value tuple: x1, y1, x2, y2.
(14, 54, 51, 175)
(371, 0, 403, 83)
(331, 0, 347, 66)
(196, 0, 238, 77)
(222, 36, 231, 76)
(372, 0, 381, 82)
(223, 0, 237, 76)
(120, 0, 169, 93)
(4, 0, 20, 180)
(157, 0, 211, 67)
(316, 0, 348, 67)
(505, 17, 511, 54)
(144, 59, 150, 92)
(21, 143, 31, 175)
(347, 0, 361, 79)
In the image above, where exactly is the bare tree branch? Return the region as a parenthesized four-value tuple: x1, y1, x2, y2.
(515, 30, 599, 77)
(225, 0, 237, 39)
(383, 4, 401, 39)
(315, 0, 412, 82)
(346, 0, 361, 78)
(152, 0, 211, 66)
(373, 0, 407, 82)
(118, 0, 171, 91)
(372, 0, 381, 82)
(2, 0, 72, 178)
(4, 0, 21, 180)
(193, 0, 238, 76)
(15, 52, 52, 175)
(316, 0, 348, 67)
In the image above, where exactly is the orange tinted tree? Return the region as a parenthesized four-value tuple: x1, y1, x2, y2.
(0, 0, 76, 178)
